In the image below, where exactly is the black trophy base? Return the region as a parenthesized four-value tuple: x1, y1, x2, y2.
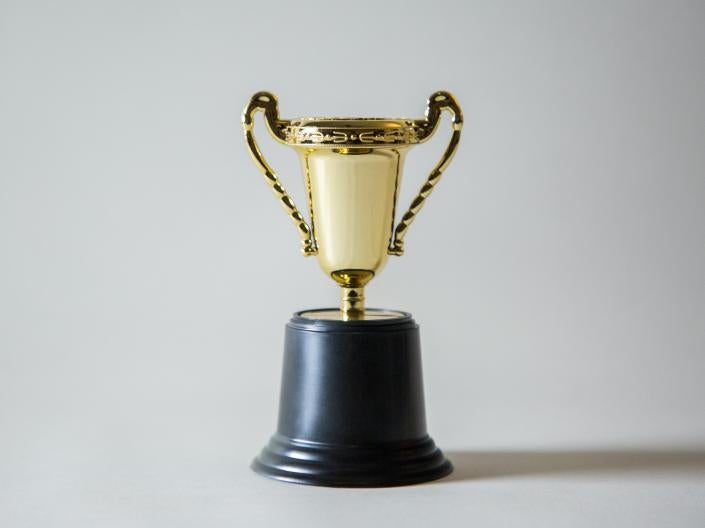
(252, 309, 452, 488)
(252, 434, 451, 488)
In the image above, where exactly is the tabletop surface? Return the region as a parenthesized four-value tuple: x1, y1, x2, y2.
(3, 445, 705, 527)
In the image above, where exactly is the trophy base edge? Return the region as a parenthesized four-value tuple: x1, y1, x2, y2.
(251, 434, 453, 488)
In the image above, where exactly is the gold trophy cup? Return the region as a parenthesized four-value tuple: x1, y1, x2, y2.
(243, 91, 463, 486)
(243, 91, 462, 319)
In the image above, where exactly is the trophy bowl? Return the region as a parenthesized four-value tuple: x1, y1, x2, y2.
(242, 91, 463, 486)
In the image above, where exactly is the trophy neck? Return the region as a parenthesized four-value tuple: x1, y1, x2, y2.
(339, 286, 365, 320)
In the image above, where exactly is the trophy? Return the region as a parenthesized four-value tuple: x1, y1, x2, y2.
(242, 90, 462, 487)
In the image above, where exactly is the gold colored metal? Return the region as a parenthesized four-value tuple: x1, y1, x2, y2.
(242, 91, 463, 318)
(388, 92, 463, 256)
(242, 92, 317, 256)
(340, 286, 365, 320)
(304, 148, 402, 284)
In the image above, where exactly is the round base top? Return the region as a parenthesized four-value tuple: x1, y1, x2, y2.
(298, 308, 407, 322)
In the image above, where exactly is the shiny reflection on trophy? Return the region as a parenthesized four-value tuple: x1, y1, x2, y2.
(243, 91, 462, 487)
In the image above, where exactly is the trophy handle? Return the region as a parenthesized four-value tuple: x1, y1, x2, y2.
(242, 91, 317, 256)
(388, 91, 463, 256)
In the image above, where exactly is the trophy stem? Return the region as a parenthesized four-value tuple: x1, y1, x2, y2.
(340, 286, 365, 319)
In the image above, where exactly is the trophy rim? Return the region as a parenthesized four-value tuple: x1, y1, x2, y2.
(291, 117, 419, 126)
(282, 117, 429, 147)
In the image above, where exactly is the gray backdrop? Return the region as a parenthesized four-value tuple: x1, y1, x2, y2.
(1, 0, 704, 526)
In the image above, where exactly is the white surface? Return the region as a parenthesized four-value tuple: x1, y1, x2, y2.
(2, 0, 705, 525)
(3, 447, 705, 527)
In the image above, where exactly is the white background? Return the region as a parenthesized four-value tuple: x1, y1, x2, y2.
(1, 0, 704, 526)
